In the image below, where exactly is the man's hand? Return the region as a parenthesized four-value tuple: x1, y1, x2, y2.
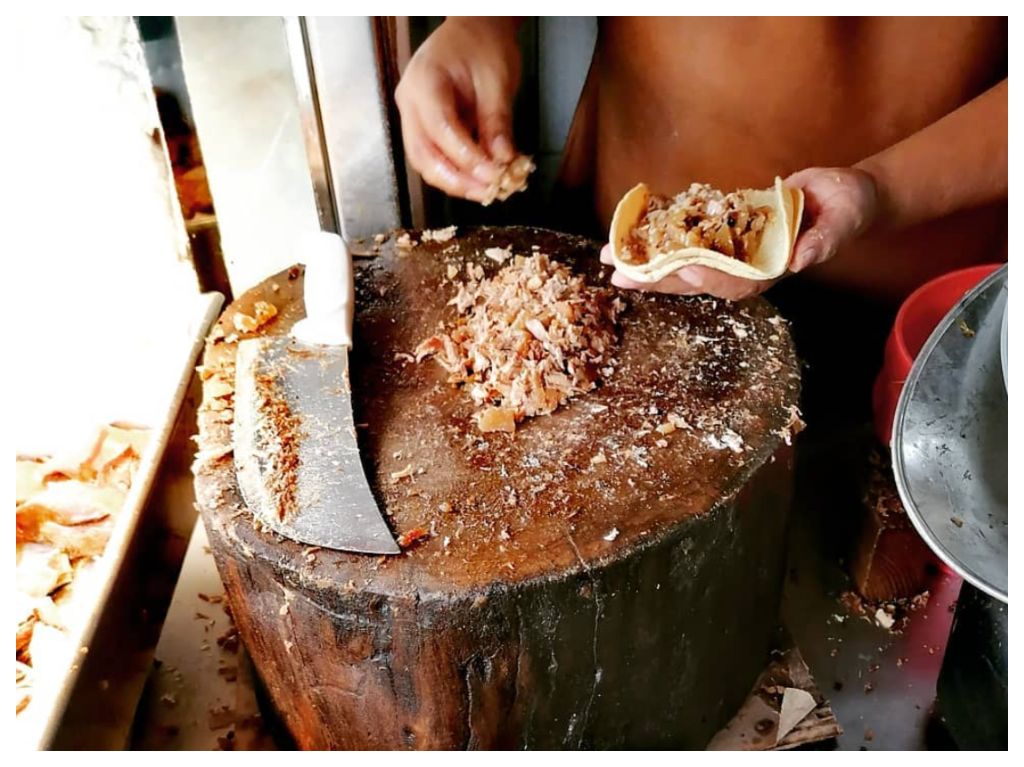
(603, 167, 878, 300)
(786, 167, 878, 272)
(395, 18, 522, 202)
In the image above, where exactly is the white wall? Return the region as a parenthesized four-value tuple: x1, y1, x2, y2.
(536, 17, 598, 191)
(11, 16, 201, 455)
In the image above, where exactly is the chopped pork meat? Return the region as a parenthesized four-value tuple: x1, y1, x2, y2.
(415, 253, 625, 433)
(623, 183, 773, 265)
(14, 424, 148, 715)
(481, 155, 536, 206)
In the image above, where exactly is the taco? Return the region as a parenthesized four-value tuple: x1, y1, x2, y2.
(609, 176, 803, 283)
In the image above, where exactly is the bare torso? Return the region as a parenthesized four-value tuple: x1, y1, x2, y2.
(561, 17, 1007, 302)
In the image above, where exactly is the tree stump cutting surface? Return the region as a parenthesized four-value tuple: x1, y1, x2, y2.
(193, 227, 802, 749)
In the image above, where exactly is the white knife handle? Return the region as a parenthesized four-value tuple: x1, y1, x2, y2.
(291, 231, 354, 348)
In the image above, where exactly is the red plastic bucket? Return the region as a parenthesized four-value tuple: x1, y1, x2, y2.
(873, 264, 1001, 445)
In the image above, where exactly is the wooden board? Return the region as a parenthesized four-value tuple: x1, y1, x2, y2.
(193, 227, 802, 749)
(851, 450, 940, 602)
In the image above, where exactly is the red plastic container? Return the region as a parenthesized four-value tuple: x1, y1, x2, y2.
(873, 264, 1001, 445)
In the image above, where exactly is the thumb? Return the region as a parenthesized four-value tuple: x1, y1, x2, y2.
(790, 227, 835, 273)
(790, 207, 857, 272)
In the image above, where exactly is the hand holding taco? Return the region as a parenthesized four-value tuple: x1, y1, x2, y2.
(604, 168, 878, 300)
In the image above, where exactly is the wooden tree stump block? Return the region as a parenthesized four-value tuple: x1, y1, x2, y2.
(193, 227, 802, 749)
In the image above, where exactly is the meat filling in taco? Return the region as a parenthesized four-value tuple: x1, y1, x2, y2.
(621, 183, 774, 266)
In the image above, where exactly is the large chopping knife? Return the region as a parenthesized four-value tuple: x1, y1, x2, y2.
(233, 232, 399, 554)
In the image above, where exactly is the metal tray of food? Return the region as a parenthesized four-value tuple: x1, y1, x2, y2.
(16, 292, 224, 751)
(892, 265, 1008, 602)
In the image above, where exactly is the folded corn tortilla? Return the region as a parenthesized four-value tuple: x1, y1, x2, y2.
(609, 177, 803, 283)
